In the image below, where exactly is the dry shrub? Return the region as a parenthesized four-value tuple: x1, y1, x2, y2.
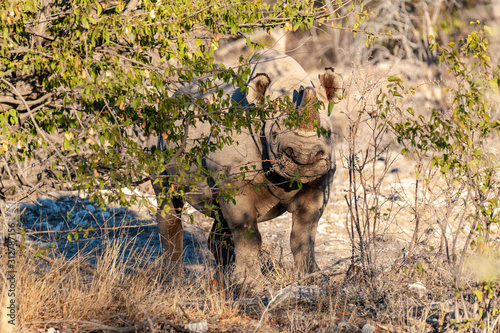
(330, 22, 500, 331)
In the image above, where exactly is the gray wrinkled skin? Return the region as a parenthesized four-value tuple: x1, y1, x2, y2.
(152, 48, 343, 284)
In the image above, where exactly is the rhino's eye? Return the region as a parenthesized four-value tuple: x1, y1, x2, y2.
(322, 130, 332, 138)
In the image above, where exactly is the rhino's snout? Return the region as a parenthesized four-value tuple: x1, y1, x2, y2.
(282, 145, 327, 165)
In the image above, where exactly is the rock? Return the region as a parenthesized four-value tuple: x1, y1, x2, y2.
(74, 210, 89, 224)
(18, 194, 161, 265)
(39, 199, 60, 212)
(23, 239, 53, 249)
(184, 320, 208, 333)
(362, 323, 376, 333)
(266, 285, 325, 306)
(45, 328, 60, 333)
(338, 322, 351, 330)
(428, 299, 452, 311)
(408, 281, 428, 298)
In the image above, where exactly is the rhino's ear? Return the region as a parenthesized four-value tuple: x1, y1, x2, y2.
(247, 73, 271, 104)
(319, 67, 343, 102)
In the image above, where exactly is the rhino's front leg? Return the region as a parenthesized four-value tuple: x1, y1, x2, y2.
(290, 190, 326, 275)
(220, 191, 263, 284)
(208, 210, 236, 268)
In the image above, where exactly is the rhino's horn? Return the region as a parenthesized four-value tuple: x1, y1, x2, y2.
(297, 87, 319, 132)
(319, 67, 343, 102)
(247, 73, 271, 104)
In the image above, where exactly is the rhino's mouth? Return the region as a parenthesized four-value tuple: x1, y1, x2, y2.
(274, 151, 330, 183)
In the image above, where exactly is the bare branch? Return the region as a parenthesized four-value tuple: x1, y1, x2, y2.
(122, 0, 140, 16)
(0, 91, 54, 107)
(0, 77, 75, 184)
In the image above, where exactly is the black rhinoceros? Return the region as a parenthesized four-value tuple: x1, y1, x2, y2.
(152, 48, 343, 283)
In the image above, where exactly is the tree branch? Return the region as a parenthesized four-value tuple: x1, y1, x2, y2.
(0, 91, 54, 107)
(122, 0, 140, 16)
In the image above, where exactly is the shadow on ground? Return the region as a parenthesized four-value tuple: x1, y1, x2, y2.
(15, 195, 213, 266)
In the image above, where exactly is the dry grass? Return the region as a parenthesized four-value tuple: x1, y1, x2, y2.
(2, 232, 498, 333)
(3, 237, 241, 332)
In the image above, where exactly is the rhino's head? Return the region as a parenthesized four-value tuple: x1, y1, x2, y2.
(246, 67, 343, 183)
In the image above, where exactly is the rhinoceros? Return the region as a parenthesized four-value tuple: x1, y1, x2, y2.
(152, 48, 343, 282)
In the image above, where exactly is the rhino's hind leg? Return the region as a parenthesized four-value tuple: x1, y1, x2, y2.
(156, 196, 184, 265)
(208, 212, 235, 268)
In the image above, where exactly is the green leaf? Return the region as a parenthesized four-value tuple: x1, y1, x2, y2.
(82, 17, 89, 29)
(328, 101, 335, 116)
(488, 197, 497, 208)
(489, 78, 499, 94)
(474, 289, 483, 302)
(33, 250, 44, 258)
(96, 1, 102, 15)
(8, 109, 18, 124)
(387, 76, 401, 82)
